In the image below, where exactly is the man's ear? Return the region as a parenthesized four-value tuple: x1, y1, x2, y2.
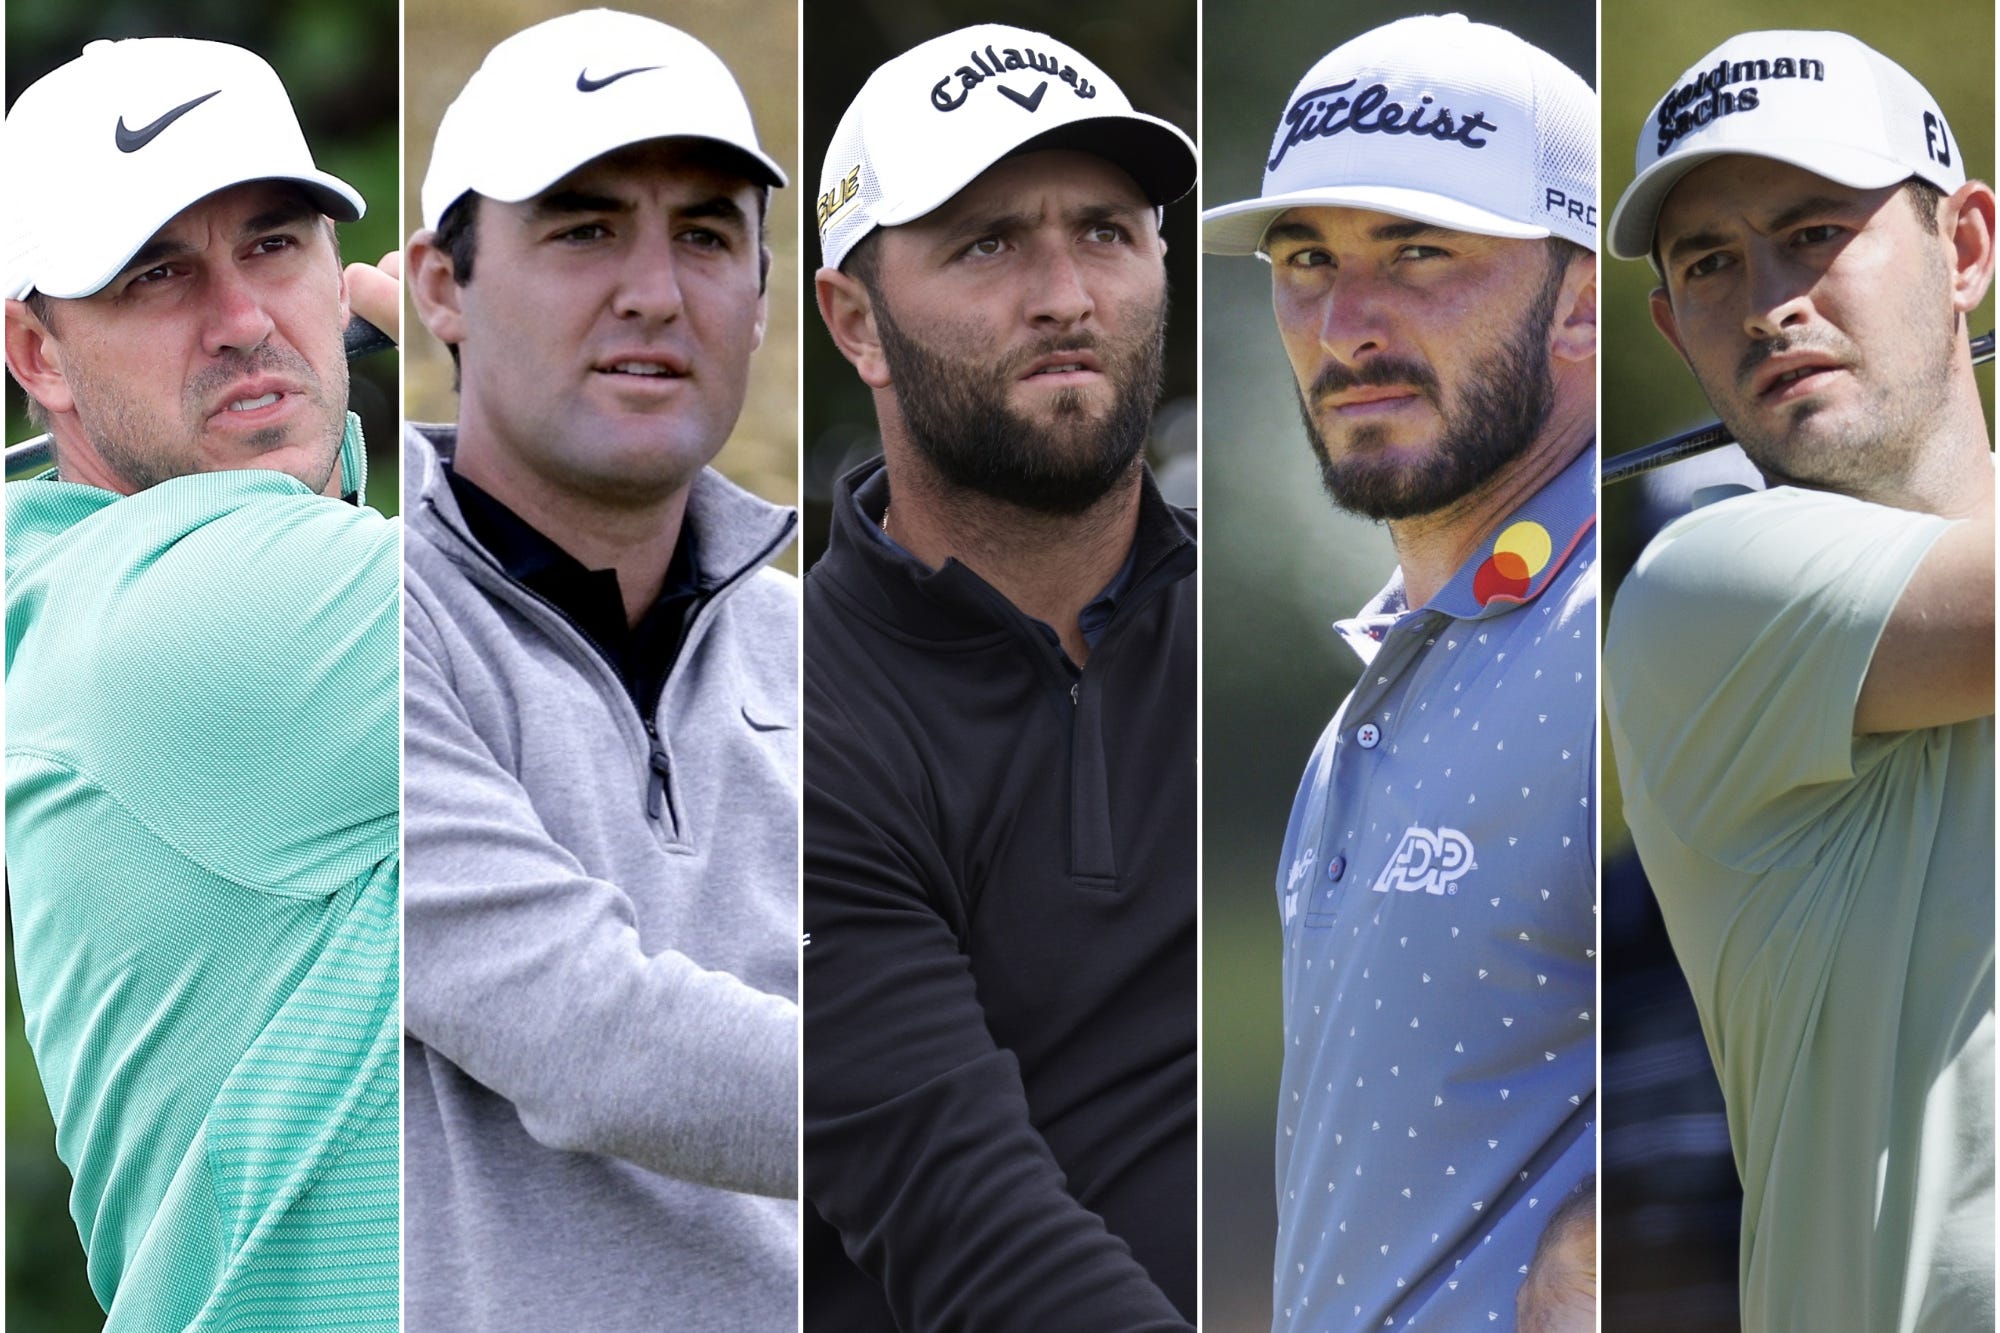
(815, 266, 891, 389)
(751, 246, 771, 353)
(1648, 286, 1691, 366)
(406, 229, 466, 350)
(4, 297, 76, 418)
(1550, 253, 1597, 364)
(1941, 180, 1997, 316)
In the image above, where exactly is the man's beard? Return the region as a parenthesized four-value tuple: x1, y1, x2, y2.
(70, 342, 346, 494)
(1299, 257, 1567, 521)
(874, 287, 1167, 515)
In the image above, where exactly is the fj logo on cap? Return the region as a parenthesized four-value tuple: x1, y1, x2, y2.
(1269, 79, 1498, 172)
(930, 42, 1097, 113)
(1654, 54, 1825, 155)
(115, 89, 221, 153)
(1925, 111, 1953, 167)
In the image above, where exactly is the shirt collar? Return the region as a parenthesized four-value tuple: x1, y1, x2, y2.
(1336, 444, 1596, 659)
(849, 465, 1137, 654)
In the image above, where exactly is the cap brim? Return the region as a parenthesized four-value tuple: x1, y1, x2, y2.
(466, 131, 786, 215)
(36, 169, 365, 300)
(1608, 140, 1914, 261)
(875, 112, 1197, 228)
(1202, 184, 1550, 256)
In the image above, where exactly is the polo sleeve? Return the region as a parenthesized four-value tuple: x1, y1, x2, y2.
(803, 671, 1192, 1333)
(1604, 488, 1949, 871)
(94, 486, 401, 896)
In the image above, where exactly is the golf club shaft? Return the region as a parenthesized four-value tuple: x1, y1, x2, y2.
(1604, 330, 1997, 486)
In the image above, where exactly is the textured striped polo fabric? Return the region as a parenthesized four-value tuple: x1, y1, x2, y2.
(5, 415, 400, 1330)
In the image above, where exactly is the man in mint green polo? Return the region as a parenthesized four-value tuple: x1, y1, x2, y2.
(1604, 31, 1993, 1330)
(3, 38, 401, 1330)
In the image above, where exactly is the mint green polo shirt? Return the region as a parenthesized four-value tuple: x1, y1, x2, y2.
(1606, 484, 1993, 1332)
(5, 416, 399, 1330)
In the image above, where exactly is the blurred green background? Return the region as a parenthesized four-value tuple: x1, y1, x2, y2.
(801, 0, 1198, 566)
(5, 4, 397, 1329)
(1200, 5, 1594, 1329)
(403, 0, 799, 562)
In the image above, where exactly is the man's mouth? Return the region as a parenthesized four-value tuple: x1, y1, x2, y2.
(601, 362, 683, 377)
(229, 392, 283, 412)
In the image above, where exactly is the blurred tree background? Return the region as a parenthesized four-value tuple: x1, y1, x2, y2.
(5, 2, 397, 1328)
(1597, 6, 1991, 1331)
(1201, 4, 1593, 1329)
(801, 0, 1197, 567)
(403, 0, 798, 564)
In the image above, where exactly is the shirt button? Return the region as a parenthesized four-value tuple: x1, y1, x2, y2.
(1356, 722, 1381, 749)
(1328, 854, 1347, 882)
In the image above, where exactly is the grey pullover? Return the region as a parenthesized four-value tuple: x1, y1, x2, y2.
(401, 424, 799, 1331)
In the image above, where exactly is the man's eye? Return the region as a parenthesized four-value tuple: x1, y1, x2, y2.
(681, 227, 728, 250)
(1085, 223, 1128, 244)
(1282, 248, 1331, 269)
(1793, 224, 1842, 246)
(962, 237, 1005, 258)
(252, 234, 298, 256)
(1685, 252, 1731, 280)
(557, 222, 611, 242)
(1396, 244, 1448, 261)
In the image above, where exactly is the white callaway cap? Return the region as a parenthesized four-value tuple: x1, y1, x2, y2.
(1202, 14, 1597, 256)
(1608, 31, 1965, 260)
(817, 23, 1197, 270)
(422, 8, 785, 232)
(3, 38, 364, 301)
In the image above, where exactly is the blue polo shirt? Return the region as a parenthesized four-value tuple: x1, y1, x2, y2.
(1272, 446, 1598, 1331)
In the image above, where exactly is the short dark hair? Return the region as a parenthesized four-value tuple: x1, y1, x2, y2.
(435, 170, 774, 386)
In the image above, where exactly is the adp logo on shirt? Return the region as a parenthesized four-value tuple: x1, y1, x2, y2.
(1372, 825, 1475, 895)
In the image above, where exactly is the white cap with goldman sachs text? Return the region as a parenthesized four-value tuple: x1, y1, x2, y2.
(817, 24, 1198, 270)
(421, 8, 786, 233)
(3, 38, 364, 301)
(1608, 31, 1966, 261)
(1201, 14, 1597, 255)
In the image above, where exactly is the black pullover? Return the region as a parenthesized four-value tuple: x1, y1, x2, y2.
(803, 457, 1197, 1331)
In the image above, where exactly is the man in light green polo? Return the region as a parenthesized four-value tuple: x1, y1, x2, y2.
(3, 37, 401, 1329)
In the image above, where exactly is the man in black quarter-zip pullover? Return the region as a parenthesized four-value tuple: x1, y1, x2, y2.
(804, 24, 1200, 1332)
(398, 12, 801, 1332)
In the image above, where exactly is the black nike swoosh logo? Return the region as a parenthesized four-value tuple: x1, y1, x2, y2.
(115, 90, 221, 152)
(997, 81, 1048, 113)
(576, 65, 660, 93)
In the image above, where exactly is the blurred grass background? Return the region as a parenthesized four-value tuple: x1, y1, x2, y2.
(801, 0, 1198, 567)
(1200, 5, 1594, 1329)
(6, 3, 398, 1328)
(403, 0, 799, 566)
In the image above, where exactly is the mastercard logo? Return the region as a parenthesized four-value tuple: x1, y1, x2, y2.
(1472, 520, 1552, 606)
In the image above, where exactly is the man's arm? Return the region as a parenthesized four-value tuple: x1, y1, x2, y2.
(1856, 504, 1995, 733)
(402, 593, 796, 1198)
(804, 679, 1191, 1333)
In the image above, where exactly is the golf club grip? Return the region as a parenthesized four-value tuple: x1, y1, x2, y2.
(1604, 329, 1998, 486)
(7, 316, 396, 475)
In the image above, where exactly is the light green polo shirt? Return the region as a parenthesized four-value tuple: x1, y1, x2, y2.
(1606, 484, 1993, 1332)
(5, 416, 399, 1330)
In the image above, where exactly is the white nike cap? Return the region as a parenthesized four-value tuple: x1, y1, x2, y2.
(421, 8, 786, 232)
(1202, 14, 1597, 256)
(1609, 30, 1965, 261)
(3, 38, 364, 301)
(817, 23, 1197, 270)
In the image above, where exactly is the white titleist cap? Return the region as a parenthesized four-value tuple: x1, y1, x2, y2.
(1609, 31, 1965, 260)
(422, 8, 786, 232)
(3, 38, 364, 301)
(817, 23, 1197, 270)
(1202, 14, 1597, 256)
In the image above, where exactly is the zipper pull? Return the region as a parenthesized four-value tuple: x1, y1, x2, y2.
(1070, 681, 1080, 706)
(644, 719, 671, 821)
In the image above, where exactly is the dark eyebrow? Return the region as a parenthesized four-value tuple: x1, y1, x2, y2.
(1665, 195, 1857, 266)
(679, 195, 749, 228)
(1369, 220, 1454, 242)
(240, 198, 317, 238)
(1662, 228, 1729, 267)
(1261, 220, 1324, 248)
(529, 189, 631, 219)
(933, 200, 1147, 250)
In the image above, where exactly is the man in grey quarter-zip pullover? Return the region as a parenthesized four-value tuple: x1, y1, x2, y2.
(398, 12, 799, 1330)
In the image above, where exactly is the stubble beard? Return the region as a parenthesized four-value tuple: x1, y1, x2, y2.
(69, 342, 347, 494)
(873, 286, 1168, 516)
(1702, 249, 1957, 493)
(1299, 258, 1567, 522)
